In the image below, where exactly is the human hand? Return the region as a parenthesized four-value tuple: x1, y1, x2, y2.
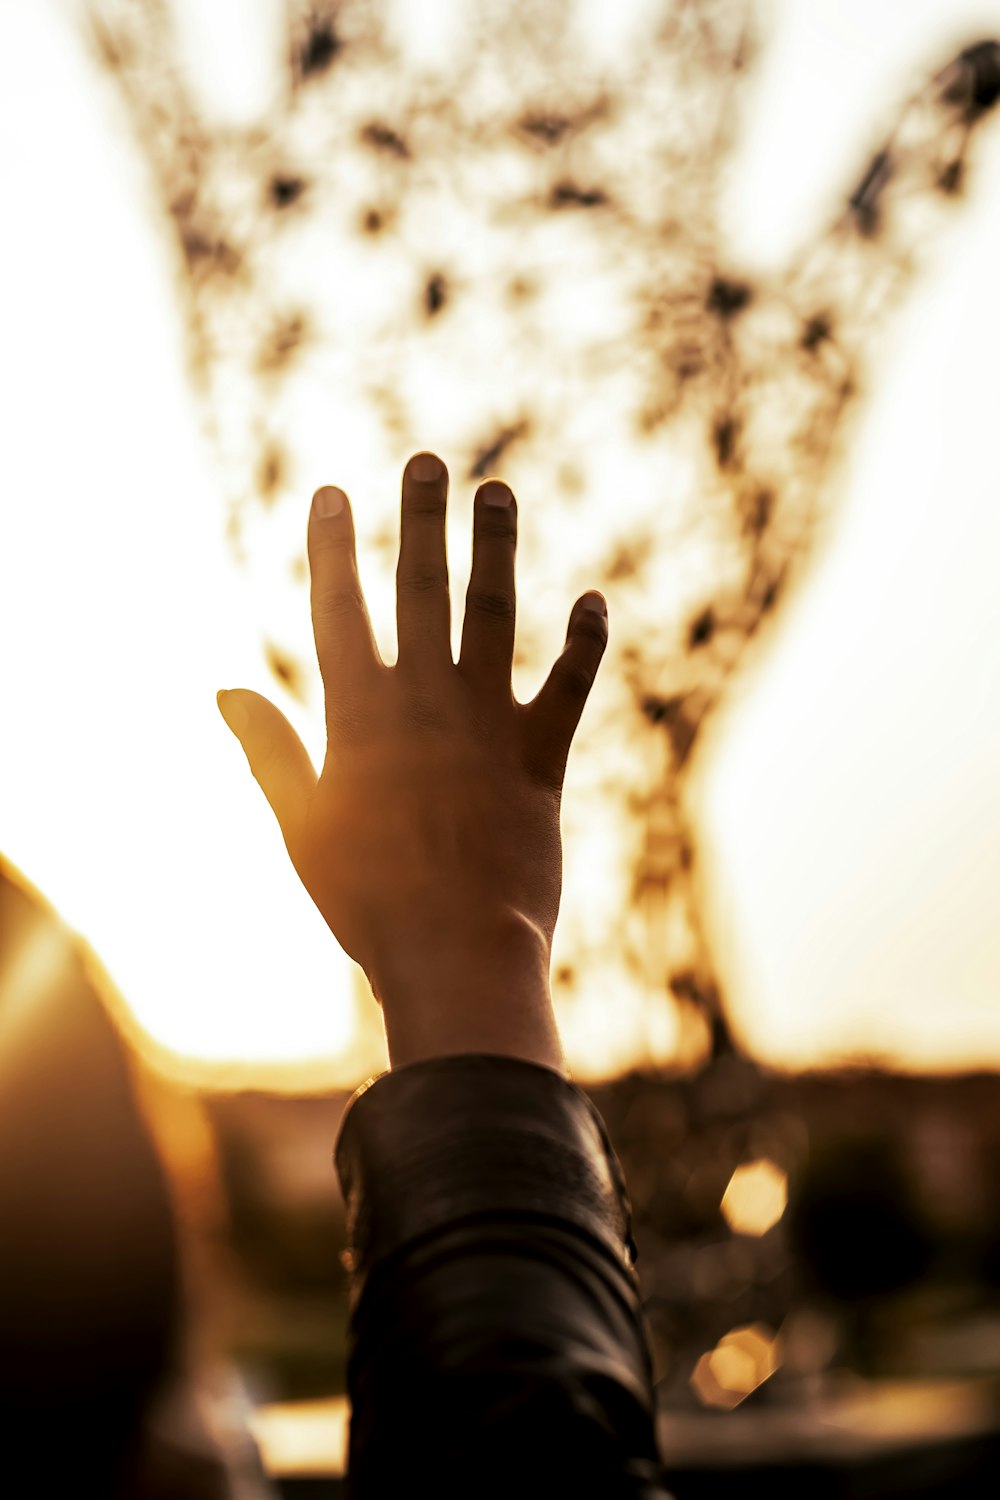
(217, 452, 608, 1072)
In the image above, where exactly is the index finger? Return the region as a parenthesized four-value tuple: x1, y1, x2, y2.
(308, 486, 383, 727)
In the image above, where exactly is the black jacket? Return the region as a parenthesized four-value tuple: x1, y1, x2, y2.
(334, 1053, 675, 1498)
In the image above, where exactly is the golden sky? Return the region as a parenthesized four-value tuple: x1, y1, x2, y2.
(1, 0, 999, 1084)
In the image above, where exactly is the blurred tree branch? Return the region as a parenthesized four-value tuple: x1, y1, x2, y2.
(79, 0, 1000, 1069)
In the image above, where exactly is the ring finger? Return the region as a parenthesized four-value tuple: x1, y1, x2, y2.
(458, 478, 518, 698)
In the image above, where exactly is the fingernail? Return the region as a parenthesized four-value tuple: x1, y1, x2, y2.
(410, 453, 442, 483)
(313, 485, 346, 519)
(480, 480, 513, 508)
(582, 593, 607, 616)
(217, 689, 249, 735)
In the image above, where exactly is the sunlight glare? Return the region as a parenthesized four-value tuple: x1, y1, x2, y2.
(3, 0, 1000, 1085)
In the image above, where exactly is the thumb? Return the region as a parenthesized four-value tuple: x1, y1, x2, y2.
(217, 688, 318, 841)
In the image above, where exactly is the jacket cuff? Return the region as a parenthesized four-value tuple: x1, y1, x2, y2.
(334, 1054, 639, 1299)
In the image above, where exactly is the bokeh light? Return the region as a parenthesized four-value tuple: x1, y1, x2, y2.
(721, 1157, 788, 1237)
(691, 1322, 782, 1409)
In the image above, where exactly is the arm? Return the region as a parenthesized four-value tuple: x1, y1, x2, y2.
(334, 1052, 671, 1497)
(218, 452, 672, 1495)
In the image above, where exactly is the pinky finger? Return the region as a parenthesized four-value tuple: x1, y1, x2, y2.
(521, 593, 608, 790)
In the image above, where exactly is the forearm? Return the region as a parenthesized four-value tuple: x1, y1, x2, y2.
(334, 1055, 671, 1498)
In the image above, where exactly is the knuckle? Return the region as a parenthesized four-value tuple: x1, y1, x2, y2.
(313, 584, 365, 621)
(398, 567, 447, 596)
(406, 491, 447, 520)
(533, 767, 563, 796)
(253, 734, 283, 781)
(467, 586, 515, 623)
(559, 660, 596, 700)
(574, 615, 608, 648)
(477, 509, 516, 540)
(312, 526, 355, 556)
(523, 747, 564, 795)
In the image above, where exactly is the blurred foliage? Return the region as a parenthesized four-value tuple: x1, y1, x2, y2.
(200, 1062, 1000, 1408)
(589, 1066, 1000, 1405)
(80, 0, 1000, 1062)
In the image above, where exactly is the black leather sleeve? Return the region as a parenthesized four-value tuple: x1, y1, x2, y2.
(334, 1053, 675, 1498)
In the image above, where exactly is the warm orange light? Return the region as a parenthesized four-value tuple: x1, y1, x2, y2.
(720, 1158, 788, 1237)
(3, 1, 1000, 1087)
(248, 1396, 349, 1479)
(691, 1323, 782, 1410)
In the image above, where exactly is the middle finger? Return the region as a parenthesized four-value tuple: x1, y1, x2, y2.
(396, 452, 451, 672)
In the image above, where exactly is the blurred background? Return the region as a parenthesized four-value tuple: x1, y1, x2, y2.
(1, 0, 999, 1492)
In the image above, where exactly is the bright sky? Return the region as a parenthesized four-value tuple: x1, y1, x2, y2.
(1, 0, 999, 1083)
(696, 0, 1000, 1070)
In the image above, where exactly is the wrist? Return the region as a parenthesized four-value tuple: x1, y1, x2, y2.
(369, 912, 566, 1076)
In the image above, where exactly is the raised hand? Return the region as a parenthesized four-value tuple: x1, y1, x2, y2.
(217, 452, 608, 1072)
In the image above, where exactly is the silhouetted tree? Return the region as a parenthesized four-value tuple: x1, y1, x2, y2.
(82, 0, 1000, 1067)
